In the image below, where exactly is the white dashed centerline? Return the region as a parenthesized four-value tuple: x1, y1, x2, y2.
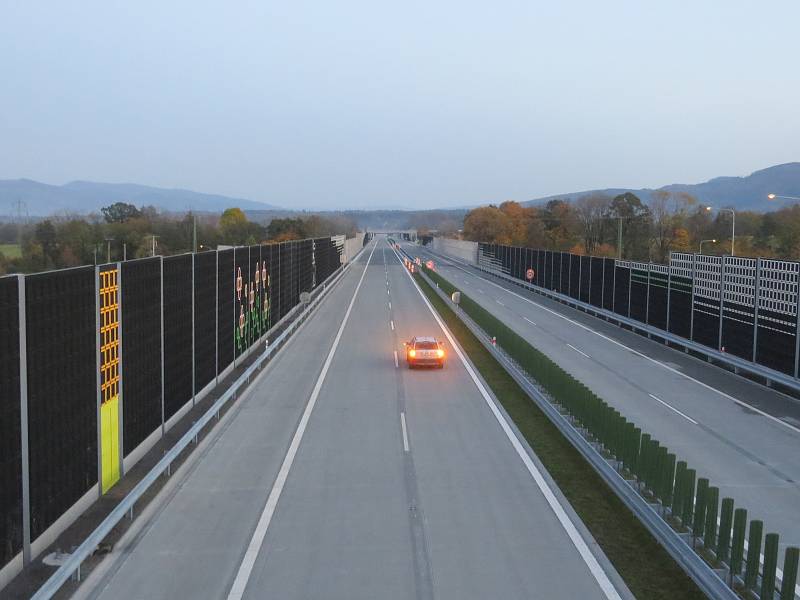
(394, 350, 399, 368)
(567, 343, 591, 359)
(496, 299, 505, 306)
(524, 317, 536, 326)
(649, 394, 698, 425)
(400, 412, 410, 452)
(390, 320, 395, 331)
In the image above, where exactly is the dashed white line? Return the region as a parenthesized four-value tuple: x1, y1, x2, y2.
(400, 412, 410, 452)
(496, 299, 505, 306)
(390, 320, 395, 331)
(394, 350, 399, 368)
(389, 302, 392, 310)
(524, 317, 536, 326)
(226, 241, 376, 600)
(567, 343, 591, 359)
(649, 394, 699, 425)
(478, 288, 484, 294)
(437, 259, 800, 436)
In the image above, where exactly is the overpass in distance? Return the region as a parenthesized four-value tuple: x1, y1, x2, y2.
(65, 236, 629, 599)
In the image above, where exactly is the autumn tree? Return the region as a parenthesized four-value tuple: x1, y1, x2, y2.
(462, 206, 514, 244)
(574, 193, 611, 256)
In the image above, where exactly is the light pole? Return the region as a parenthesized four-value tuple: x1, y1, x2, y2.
(767, 194, 800, 201)
(104, 238, 114, 263)
(706, 206, 735, 256)
(151, 235, 160, 257)
(699, 239, 716, 254)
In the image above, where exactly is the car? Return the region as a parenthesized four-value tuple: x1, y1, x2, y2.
(404, 336, 445, 369)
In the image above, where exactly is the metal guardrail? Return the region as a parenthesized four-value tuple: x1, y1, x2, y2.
(416, 266, 740, 600)
(31, 246, 366, 600)
(427, 247, 800, 395)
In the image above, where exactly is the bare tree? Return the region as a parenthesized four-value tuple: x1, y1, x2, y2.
(574, 193, 611, 255)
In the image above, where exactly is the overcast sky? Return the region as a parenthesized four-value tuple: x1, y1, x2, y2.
(1, 1, 798, 210)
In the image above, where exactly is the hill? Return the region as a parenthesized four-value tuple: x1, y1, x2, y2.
(0, 179, 278, 216)
(524, 163, 800, 211)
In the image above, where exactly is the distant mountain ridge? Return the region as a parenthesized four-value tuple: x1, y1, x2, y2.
(0, 179, 278, 216)
(524, 163, 800, 211)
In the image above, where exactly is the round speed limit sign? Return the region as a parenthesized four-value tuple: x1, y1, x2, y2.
(526, 268, 535, 282)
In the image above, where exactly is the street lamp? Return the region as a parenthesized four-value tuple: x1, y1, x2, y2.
(768, 193, 800, 201)
(706, 206, 735, 256)
(699, 239, 716, 254)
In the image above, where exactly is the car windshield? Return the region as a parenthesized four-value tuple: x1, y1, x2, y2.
(415, 341, 438, 349)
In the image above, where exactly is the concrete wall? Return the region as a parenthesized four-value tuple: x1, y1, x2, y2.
(343, 233, 365, 263)
(432, 238, 478, 265)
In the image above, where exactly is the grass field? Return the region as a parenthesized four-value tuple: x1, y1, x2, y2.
(0, 243, 21, 258)
(413, 270, 706, 600)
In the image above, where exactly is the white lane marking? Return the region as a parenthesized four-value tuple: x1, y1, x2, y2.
(496, 299, 505, 306)
(438, 259, 800, 436)
(400, 412, 410, 452)
(567, 343, 591, 359)
(226, 241, 376, 600)
(649, 394, 699, 425)
(394, 350, 399, 368)
(391, 320, 395, 331)
(524, 317, 536, 326)
(389, 302, 392, 310)
(387, 288, 390, 295)
(390, 246, 622, 600)
(478, 288, 484, 294)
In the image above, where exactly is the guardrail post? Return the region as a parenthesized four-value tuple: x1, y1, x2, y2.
(730, 508, 747, 581)
(717, 497, 734, 564)
(682, 468, 696, 529)
(704, 486, 719, 552)
(761, 533, 780, 600)
(744, 519, 763, 590)
(780, 547, 799, 600)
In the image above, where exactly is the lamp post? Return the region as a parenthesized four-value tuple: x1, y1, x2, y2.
(699, 239, 716, 254)
(706, 206, 735, 256)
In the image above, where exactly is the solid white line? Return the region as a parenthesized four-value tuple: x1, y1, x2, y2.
(439, 259, 800, 436)
(400, 412, 410, 452)
(389, 246, 622, 600)
(226, 242, 376, 600)
(648, 394, 699, 425)
(394, 350, 399, 368)
(523, 317, 536, 326)
(567, 343, 591, 359)
(496, 299, 505, 306)
(391, 320, 395, 331)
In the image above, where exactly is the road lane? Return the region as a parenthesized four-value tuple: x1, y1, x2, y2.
(410, 243, 800, 552)
(79, 238, 628, 599)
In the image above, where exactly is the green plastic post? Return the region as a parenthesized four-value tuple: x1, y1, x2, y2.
(673, 461, 687, 518)
(730, 508, 747, 577)
(780, 547, 800, 600)
(704, 486, 719, 551)
(638, 433, 650, 483)
(631, 427, 642, 475)
(744, 520, 763, 590)
(662, 453, 676, 508)
(682, 469, 696, 527)
(717, 498, 734, 563)
(693, 478, 709, 540)
(761, 533, 780, 600)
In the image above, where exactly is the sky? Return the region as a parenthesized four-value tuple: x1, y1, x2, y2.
(1, 1, 798, 210)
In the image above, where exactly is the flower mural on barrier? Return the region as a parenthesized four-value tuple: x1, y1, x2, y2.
(234, 260, 271, 355)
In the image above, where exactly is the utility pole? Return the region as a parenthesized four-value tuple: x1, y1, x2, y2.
(105, 238, 114, 263)
(151, 235, 159, 257)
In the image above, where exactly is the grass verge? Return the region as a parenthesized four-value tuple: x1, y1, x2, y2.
(0, 243, 21, 258)
(414, 270, 706, 600)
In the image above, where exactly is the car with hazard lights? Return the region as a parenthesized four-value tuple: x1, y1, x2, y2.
(404, 336, 445, 369)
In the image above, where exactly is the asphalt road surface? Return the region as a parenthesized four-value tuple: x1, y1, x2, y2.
(411, 242, 800, 555)
(74, 237, 628, 600)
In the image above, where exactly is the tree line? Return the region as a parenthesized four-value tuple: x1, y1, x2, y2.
(0, 203, 358, 275)
(461, 192, 800, 263)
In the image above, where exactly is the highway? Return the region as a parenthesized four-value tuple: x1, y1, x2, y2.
(410, 242, 800, 554)
(73, 237, 629, 600)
